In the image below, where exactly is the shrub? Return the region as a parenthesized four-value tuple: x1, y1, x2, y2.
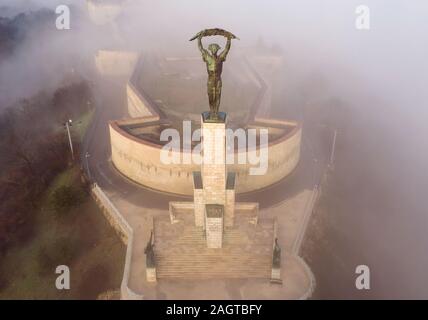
(0, 272, 9, 291)
(50, 185, 85, 215)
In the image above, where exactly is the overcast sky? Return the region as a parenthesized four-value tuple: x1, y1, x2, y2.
(1, 1, 427, 111)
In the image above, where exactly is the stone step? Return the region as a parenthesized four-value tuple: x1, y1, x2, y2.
(157, 268, 271, 278)
(157, 264, 270, 267)
(158, 272, 270, 275)
(153, 216, 275, 279)
(154, 244, 272, 254)
(157, 264, 269, 268)
(157, 274, 270, 279)
(155, 250, 272, 279)
(155, 254, 272, 260)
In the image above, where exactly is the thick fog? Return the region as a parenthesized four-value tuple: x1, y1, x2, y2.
(2, 0, 427, 110)
(1, 0, 427, 298)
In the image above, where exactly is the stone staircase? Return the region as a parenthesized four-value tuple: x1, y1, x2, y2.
(153, 215, 274, 279)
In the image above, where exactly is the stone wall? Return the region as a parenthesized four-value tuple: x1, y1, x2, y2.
(110, 119, 193, 194)
(91, 184, 143, 300)
(225, 188, 235, 227)
(110, 118, 302, 196)
(193, 173, 204, 227)
(95, 50, 138, 78)
(127, 83, 160, 119)
(87, 0, 123, 25)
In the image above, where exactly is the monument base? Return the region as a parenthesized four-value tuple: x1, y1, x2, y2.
(146, 267, 157, 282)
(205, 204, 224, 248)
(202, 111, 227, 123)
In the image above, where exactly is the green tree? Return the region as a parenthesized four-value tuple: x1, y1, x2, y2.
(51, 185, 84, 214)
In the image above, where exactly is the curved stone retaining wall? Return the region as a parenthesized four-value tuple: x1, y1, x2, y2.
(109, 118, 302, 196)
(109, 54, 302, 196)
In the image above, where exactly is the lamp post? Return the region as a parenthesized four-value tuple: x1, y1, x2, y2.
(85, 151, 91, 181)
(64, 119, 74, 161)
(329, 129, 338, 167)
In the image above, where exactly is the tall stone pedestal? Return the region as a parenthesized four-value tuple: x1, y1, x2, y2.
(201, 113, 227, 206)
(192, 112, 236, 248)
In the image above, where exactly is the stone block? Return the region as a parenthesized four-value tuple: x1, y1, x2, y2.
(225, 172, 236, 227)
(194, 189, 205, 228)
(146, 267, 157, 282)
(201, 115, 227, 205)
(205, 204, 224, 248)
(270, 268, 282, 285)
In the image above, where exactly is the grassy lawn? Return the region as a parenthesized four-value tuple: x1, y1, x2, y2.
(74, 108, 95, 142)
(52, 107, 94, 142)
(0, 166, 125, 300)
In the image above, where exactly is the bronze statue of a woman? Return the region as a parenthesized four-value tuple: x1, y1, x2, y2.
(190, 28, 238, 119)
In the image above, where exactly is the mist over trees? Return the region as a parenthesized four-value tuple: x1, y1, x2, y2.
(0, 3, 96, 110)
(0, 9, 55, 58)
(0, 3, 96, 257)
(0, 80, 93, 254)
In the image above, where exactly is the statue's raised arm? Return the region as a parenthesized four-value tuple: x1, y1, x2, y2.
(197, 36, 209, 61)
(219, 37, 232, 61)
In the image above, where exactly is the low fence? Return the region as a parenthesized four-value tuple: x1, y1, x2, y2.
(294, 168, 332, 299)
(91, 183, 143, 300)
(296, 255, 316, 300)
(296, 170, 332, 299)
(292, 186, 320, 255)
(278, 184, 320, 300)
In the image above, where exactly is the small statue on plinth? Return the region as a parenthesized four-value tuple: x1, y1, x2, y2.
(144, 230, 155, 268)
(190, 28, 238, 120)
(273, 238, 281, 269)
